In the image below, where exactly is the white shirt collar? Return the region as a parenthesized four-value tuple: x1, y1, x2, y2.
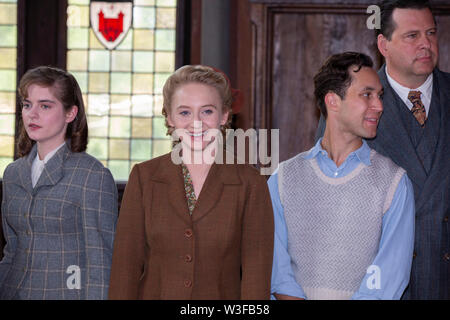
(385, 68, 433, 116)
(31, 142, 66, 187)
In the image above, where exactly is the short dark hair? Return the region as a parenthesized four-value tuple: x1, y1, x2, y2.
(17, 66, 88, 157)
(378, 0, 433, 40)
(314, 52, 374, 118)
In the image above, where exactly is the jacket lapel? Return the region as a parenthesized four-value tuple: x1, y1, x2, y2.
(16, 146, 35, 195)
(192, 162, 241, 222)
(150, 154, 192, 225)
(414, 69, 450, 211)
(33, 143, 68, 193)
(369, 66, 428, 190)
(151, 153, 243, 224)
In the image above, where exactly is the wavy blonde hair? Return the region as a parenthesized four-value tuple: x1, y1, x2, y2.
(162, 65, 233, 138)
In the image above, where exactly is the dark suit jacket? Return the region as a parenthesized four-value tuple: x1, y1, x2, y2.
(316, 66, 450, 299)
(108, 153, 274, 300)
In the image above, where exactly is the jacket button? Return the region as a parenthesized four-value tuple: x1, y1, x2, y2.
(184, 279, 192, 288)
(184, 229, 193, 238)
(413, 252, 417, 259)
(444, 253, 450, 262)
(443, 216, 449, 223)
(184, 254, 192, 263)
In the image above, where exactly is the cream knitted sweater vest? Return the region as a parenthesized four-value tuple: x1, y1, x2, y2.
(278, 149, 405, 299)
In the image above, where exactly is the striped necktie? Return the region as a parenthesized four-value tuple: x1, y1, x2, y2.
(407, 90, 427, 127)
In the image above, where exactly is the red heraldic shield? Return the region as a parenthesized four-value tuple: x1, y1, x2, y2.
(90, 1, 132, 50)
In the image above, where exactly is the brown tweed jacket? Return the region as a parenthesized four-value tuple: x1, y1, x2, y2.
(109, 153, 274, 300)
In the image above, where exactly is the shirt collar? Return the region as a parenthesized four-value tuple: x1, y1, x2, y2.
(34, 141, 67, 164)
(385, 68, 433, 107)
(304, 138, 372, 166)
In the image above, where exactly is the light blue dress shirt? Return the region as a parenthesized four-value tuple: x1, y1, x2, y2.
(269, 139, 415, 300)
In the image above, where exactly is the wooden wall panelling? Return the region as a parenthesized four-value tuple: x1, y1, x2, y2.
(190, 0, 202, 65)
(249, 1, 450, 163)
(436, 12, 450, 71)
(230, 0, 253, 131)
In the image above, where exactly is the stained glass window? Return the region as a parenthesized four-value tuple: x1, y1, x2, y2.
(0, 0, 17, 178)
(67, 0, 176, 180)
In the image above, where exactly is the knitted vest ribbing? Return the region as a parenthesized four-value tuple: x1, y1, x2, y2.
(278, 149, 405, 299)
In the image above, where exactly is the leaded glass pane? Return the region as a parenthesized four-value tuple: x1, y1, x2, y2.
(0, 0, 16, 178)
(67, 0, 176, 181)
(88, 115, 109, 138)
(156, 7, 175, 29)
(153, 139, 171, 157)
(111, 51, 132, 72)
(0, 136, 14, 157)
(0, 91, 15, 113)
(132, 73, 153, 94)
(0, 70, 15, 91)
(87, 137, 107, 159)
(88, 94, 109, 116)
(133, 29, 154, 50)
(109, 117, 131, 138)
(132, 94, 153, 117)
(67, 27, 89, 49)
(133, 51, 154, 73)
(131, 118, 152, 138)
(110, 95, 131, 116)
(0, 3, 16, 25)
(108, 160, 130, 180)
(0, 114, 14, 134)
(0, 25, 16, 47)
(133, 6, 155, 29)
(109, 139, 130, 160)
(131, 139, 152, 160)
(67, 50, 88, 70)
(155, 51, 174, 72)
(89, 50, 110, 71)
(155, 29, 175, 50)
(153, 116, 167, 138)
(135, 0, 155, 6)
(111, 72, 132, 94)
(157, 0, 176, 7)
(89, 72, 110, 93)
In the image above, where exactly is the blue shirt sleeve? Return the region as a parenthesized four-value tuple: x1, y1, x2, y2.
(351, 173, 415, 300)
(268, 173, 307, 300)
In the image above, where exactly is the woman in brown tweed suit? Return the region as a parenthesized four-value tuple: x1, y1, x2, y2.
(109, 65, 274, 299)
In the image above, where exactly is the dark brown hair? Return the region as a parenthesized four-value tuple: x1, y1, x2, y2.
(377, 0, 434, 40)
(17, 66, 88, 157)
(314, 52, 374, 118)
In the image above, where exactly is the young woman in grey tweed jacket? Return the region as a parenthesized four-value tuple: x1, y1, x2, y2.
(0, 66, 118, 299)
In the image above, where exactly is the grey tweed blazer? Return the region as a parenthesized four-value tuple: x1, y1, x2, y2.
(0, 142, 118, 299)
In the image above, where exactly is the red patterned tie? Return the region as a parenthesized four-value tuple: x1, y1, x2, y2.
(407, 90, 427, 127)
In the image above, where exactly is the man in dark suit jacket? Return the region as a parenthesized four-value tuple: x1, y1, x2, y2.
(317, 0, 449, 299)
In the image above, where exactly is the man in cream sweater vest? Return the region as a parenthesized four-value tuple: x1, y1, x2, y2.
(269, 52, 415, 300)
